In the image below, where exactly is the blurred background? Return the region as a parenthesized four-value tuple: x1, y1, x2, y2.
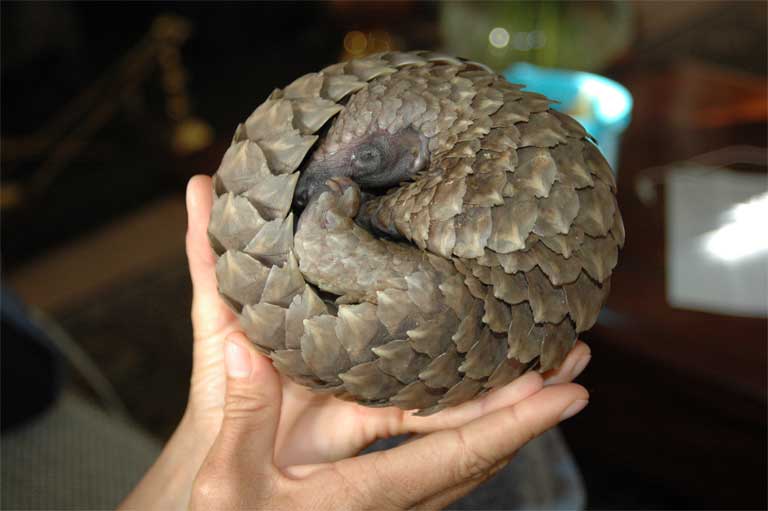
(1, 1, 766, 509)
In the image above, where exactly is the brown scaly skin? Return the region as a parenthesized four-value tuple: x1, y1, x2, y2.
(208, 51, 624, 415)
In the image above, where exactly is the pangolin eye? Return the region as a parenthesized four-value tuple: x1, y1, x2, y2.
(351, 145, 382, 174)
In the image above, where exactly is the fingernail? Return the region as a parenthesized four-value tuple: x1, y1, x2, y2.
(571, 355, 591, 379)
(225, 340, 252, 378)
(560, 399, 588, 421)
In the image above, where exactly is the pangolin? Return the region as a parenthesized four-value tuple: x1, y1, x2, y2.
(208, 51, 624, 415)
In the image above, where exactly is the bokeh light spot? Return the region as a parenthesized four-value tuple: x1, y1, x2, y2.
(489, 27, 510, 49)
(344, 31, 368, 56)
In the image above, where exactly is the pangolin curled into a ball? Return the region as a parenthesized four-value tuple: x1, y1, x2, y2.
(208, 51, 624, 415)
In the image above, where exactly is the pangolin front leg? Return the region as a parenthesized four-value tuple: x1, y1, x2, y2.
(295, 177, 421, 302)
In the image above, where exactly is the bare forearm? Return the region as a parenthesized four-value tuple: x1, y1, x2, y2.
(118, 414, 210, 511)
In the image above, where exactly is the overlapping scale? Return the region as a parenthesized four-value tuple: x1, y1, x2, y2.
(241, 302, 286, 351)
(577, 234, 619, 283)
(437, 377, 484, 408)
(407, 311, 458, 358)
(301, 315, 350, 383)
(336, 302, 385, 365)
(518, 112, 569, 148)
(215, 251, 270, 308)
(321, 74, 367, 102)
(539, 319, 577, 372)
(508, 147, 558, 198)
(531, 242, 583, 286)
(418, 346, 462, 389)
(216, 140, 271, 194)
(242, 172, 298, 220)
(533, 182, 580, 237)
(390, 380, 442, 410)
(525, 267, 569, 324)
(583, 141, 617, 191)
(285, 285, 328, 349)
(563, 272, 610, 332)
(506, 302, 537, 363)
(291, 99, 345, 134)
(458, 328, 507, 379)
(243, 214, 293, 262)
(372, 339, 430, 383)
(339, 361, 404, 401)
(574, 180, 616, 237)
(208, 193, 266, 252)
(452, 301, 484, 353)
(486, 198, 538, 253)
(485, 357, 527, 389)
(453, 206, 493, 258)
(482, 292, 512, 333)
(259, 251, 304, 307)
(258, 131, 318, 175)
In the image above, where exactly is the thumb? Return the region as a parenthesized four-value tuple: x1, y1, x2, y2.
(209, 332, 283, 469)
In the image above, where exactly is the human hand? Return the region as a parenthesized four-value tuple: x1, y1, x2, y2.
(119, 175, 591, 510)
(189, 330, 588, 510)
(182, 174, 591, 466)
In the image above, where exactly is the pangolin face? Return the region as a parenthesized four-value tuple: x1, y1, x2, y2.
(294, 126, 429, 207)
(208, 51, 624, 415)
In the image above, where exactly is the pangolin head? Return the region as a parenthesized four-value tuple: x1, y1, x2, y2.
(293, 59, 490, 207)
(294, 125, 429, 207)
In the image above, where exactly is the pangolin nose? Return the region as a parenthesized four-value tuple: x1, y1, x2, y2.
(294, 173, 311, 208)
(294, 190, 308, 208)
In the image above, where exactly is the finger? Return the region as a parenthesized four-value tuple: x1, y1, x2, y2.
(414, 459, 509, 511)
(340, 383, 588, 508)
(543, 340, 591, 385)
(398, 371, 544, 434)
(185, 175, 235, 338)
(207, 332, 283, 470)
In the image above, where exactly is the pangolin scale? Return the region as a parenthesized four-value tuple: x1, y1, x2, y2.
(208, 51, 624, 415)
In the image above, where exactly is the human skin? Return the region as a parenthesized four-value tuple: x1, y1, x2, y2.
(117, 175, 590, 511)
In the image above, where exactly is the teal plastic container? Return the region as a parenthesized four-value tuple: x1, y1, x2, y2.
(504, 63, 633, 173)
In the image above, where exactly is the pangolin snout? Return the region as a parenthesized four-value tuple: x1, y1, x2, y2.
(294, 164, 335, 208)
(293, 172, 311, 208)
